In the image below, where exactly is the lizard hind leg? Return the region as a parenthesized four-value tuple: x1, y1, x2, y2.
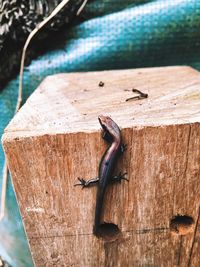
(74, 177, 99, 188)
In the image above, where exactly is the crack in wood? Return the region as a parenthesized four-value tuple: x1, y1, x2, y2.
(132, 227, 169, 235)
(29, 227, 169, 240)
(183, 125, 191, 178)
(188, 206, 200, 267)
(172, 124, 192, 216)
(177, 236, 183, 267)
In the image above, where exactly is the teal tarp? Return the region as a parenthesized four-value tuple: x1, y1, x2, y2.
(0, 0, 200, 265)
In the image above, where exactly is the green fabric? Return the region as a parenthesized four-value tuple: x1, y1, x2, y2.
(0, 0, 200, 265)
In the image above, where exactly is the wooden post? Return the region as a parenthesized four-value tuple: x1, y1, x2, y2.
(2, 66, 200, 267)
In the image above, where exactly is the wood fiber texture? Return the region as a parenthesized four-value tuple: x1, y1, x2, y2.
(2, 66, 200, 267)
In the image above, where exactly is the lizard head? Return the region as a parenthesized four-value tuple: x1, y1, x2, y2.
(98, 115, 120, 140)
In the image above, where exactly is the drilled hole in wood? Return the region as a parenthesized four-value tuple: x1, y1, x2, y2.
(170, 215, 194, 235)
(96, 223, 121, 241)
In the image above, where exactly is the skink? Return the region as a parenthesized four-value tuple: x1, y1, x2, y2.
(75, 115, 127, 236)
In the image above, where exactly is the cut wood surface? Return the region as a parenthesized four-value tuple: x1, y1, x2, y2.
(2, 66, 200, 267)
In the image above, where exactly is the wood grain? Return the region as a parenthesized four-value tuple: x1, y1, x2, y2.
(2, 66, 200, 267)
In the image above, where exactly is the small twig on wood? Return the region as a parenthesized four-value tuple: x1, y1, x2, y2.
(126, 88, 148, 102)
(1, 0, 88, 222)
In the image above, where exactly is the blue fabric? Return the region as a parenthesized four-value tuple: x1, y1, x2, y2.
(0, 0, 200, 265)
